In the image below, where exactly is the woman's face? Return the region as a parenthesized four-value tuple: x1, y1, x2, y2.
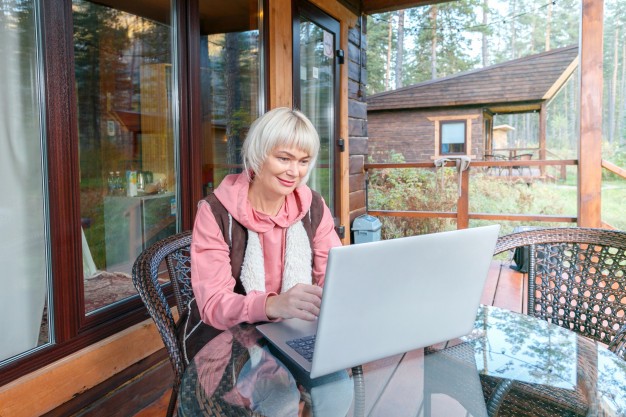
(254, 146, 311, 198)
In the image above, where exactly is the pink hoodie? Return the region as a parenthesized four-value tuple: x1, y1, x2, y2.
(191, 173, 341, 330)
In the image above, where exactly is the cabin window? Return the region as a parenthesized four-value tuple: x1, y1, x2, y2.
(440, 120, 466, 155)
(428, 115, 476, 159)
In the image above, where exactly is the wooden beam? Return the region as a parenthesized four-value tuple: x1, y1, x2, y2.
(339, 20, 351, 243)
(578, 0, 604, 227)
(457, 169, 469, 229)
(311, 0, 358, 26)
(268, 0, 292, 108)
(539, 102, 547, 177)
(361, 0, 453, 15)
(543, 56, 579, 100)
(469, 213, 578, 223)
(602, 159, 626, 180)
(0, 319, 166, 417)
(366, 210, 578, 224)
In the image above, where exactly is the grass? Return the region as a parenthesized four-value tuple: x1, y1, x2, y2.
(602, 180, 626, 230)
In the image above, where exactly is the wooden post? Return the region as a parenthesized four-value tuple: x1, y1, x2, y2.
(578, 0, 604, 227)
(539, 102, 547, 178)
(268, 0, 293, 109)
(458, 167, 469, 229)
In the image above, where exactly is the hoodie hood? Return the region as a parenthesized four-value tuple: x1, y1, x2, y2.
(213, 173, 313, 234)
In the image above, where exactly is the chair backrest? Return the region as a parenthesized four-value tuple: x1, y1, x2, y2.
(494, 227, 626, 345)
(132, 230, 193, 388)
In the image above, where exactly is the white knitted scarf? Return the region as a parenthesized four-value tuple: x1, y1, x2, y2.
(239, 220, 312, 294)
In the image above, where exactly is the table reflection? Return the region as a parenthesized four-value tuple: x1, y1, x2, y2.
(178, 325, 354, 417)
(472, 306, 578, 389)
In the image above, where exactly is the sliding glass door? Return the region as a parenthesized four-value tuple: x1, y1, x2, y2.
(293, 0, 340, 219)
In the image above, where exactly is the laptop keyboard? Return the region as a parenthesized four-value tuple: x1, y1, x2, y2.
(286, 335, 316, 362)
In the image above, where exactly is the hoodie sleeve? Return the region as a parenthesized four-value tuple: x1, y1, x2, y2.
(191, 202, 272, 330)
(311, 200, 342, 287)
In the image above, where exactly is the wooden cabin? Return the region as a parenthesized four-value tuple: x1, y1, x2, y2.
(0, 0, 609, 415)
(367, 46, 579, 164)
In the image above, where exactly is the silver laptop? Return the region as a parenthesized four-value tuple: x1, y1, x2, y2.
(256, 224, 500, 379)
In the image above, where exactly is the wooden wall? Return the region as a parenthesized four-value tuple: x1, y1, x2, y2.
(367, 108, 484, 163)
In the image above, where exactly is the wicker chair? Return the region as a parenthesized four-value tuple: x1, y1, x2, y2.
(493, 227, 626, 357)
(131, 230, 194, 417)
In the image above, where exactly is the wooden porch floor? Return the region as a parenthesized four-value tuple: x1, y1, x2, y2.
(131, 260, 525, 417)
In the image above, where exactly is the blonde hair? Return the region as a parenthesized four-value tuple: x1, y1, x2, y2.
(242, 107, 320, 184)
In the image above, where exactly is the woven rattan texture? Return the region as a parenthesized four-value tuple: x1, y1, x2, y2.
(132, 230, 193, 417)
(494, 227, 626, 354)
(481, 375, 587, 417)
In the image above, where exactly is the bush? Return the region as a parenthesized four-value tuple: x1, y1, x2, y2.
(368, 152, 458, 238)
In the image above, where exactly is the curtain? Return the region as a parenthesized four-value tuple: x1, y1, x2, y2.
(0, 1, 49, 361)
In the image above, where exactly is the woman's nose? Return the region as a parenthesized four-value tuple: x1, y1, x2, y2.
(285, 161, 299, 175)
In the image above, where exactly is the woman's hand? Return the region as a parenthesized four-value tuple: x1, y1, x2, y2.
(265, 283, 323, 321)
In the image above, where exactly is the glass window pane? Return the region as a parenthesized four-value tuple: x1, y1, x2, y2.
(199, 0, 263, 193)
(441, 122, 465, 144)
(72, 0, 178, 314)
(441, 121, 466, 154)
(299, 17, 335, 211)
(0, 0, 51, 363)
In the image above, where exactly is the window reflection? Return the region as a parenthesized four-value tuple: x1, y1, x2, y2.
(298, 17, 335, 211)
(199, 0, 263, 193)
(72, 0, 177, 313)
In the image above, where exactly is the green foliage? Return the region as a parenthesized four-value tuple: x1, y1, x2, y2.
(367, 152, 458, 238)
(365, 12, 395, 94)
(602, 180, 626, 230)
(366, 0, 582, 95)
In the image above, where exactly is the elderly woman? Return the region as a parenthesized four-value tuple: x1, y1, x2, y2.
(191, 107, 341, 331)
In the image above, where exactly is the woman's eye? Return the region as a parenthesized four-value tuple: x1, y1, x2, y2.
(300, 160, 310, 165)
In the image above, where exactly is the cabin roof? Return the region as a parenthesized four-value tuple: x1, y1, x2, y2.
(367, 45, 579, 112)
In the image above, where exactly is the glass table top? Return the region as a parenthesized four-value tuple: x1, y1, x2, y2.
(178, 305, 626, 417)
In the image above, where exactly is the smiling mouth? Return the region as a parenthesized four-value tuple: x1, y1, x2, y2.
(278, 178, 296, 187)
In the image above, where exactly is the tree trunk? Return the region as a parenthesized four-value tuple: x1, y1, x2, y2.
(385, 17, 392, 90)
(545, 0, 552, 51)
(617, 43, 626, 146)
(395, 10, 404, 89)
(482, 0, 489, 67)
(430, 6, 438, 79)
(225, 33, 241, 171)
(510, 0, 517, 59)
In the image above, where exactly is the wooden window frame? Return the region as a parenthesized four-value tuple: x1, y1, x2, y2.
(439, 119, 467, 155)
(428, 114, 479, 160)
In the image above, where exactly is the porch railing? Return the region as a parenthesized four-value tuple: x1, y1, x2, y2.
(364, 158, 579, 229)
